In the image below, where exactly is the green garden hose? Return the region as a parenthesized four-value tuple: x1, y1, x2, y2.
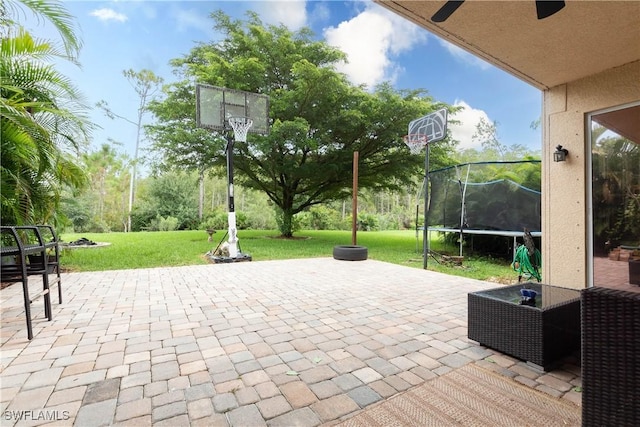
(512, 244, 542, 282)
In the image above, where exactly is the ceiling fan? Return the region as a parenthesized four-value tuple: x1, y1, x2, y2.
(431, 1, 566, 23)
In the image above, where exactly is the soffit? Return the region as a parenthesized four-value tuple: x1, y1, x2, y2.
(593, 105, 640, 144)
(375, 1, 640, 89)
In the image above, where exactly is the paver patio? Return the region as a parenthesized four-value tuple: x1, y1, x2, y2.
(0, 258, 581, 426)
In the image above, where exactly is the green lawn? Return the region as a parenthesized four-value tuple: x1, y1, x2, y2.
(60, 229, 518, 283)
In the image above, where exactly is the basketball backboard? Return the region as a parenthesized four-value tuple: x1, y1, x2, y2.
(196, 84, 269, 134)
(408, 108, 448, 143)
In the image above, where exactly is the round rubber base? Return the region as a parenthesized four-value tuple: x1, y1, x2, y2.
(212, 253, 252, 263)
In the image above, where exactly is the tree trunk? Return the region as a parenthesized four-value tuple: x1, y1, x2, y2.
(277, 208, 294, 237)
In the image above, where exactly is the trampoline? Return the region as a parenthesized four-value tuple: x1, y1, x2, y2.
(417, 160, 542, 259)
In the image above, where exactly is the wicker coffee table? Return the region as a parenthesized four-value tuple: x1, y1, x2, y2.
(468, 283, 581, 370)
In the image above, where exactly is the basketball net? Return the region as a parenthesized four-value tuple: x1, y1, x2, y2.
(228, 117, 253, 143)
(403, 134, 428, 155)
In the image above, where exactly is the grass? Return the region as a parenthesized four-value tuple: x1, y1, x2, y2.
(60, 229, 518, 283)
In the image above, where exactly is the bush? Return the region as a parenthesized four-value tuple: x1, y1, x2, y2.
(130, 203, 157, 231)
(235, 211, 249, 230)
(376, 213, 405, 231)
(310, 206, 342, 230)
(296, 206, 344, 230)
(160, 216, 179, 231)
(149, 215, 179, 231)
(85, 219, 111, 233)
(200, 212, 225, 231)
(243, 208, 276, 230)
(357, 213, 379, 231)
(200, 210, 252, 231)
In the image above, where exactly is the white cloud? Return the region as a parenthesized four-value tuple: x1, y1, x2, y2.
(323, 3, 427, 88)
(255, 1, 307, 31)
(449, 100, 491, 150)
(439, 39, 491, 70)
(90, 8, 128, 23)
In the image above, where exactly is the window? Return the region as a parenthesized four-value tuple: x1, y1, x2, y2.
(589, 103, 640, 289)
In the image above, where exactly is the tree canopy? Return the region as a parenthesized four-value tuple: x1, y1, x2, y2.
(149, 11, 456, 236)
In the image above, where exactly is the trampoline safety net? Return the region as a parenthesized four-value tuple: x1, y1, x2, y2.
(428, 161, 541, 232)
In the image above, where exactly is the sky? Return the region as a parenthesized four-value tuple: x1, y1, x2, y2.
(24, 0, 543, 164)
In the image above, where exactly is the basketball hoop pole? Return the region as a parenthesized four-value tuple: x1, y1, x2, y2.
(225, 117, 253, 260)
(423, 143, 430, 270)
(225, 134, 239, 258)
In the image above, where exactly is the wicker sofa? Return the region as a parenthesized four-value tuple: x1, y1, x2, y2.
(581, 287, 639, 426)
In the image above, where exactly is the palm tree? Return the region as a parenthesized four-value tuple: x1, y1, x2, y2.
(1, 0, 82, 60)
(1, 1, 91, 225)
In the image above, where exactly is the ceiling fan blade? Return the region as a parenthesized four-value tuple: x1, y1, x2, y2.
(536, 1, 565, 19)
(431, 1, 465, 23)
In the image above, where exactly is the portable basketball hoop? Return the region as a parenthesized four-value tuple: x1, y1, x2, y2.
(404, 108, 449, 270)
(196, 84, 269, 263)
(228, 117, 253, 143)
(403, 134, 428, 155)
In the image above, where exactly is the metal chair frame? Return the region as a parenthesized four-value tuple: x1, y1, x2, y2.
(1, 225, 62, 340)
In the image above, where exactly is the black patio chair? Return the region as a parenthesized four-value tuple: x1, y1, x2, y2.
(1, 225, 62, 340)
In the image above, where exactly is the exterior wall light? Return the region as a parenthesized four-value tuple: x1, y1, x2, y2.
(553, 145, 569, 162)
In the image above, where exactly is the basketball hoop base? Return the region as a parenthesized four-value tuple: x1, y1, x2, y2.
(211, 253, 252, 263)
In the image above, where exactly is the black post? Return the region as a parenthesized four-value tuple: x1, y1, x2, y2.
(415, 203, 420, 253)
(423, 144, 430, 270)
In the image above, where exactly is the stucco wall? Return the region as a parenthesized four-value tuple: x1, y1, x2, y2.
(542, 60, 640, 289)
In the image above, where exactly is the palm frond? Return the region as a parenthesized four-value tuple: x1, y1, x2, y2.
(4, 0, 82, 60)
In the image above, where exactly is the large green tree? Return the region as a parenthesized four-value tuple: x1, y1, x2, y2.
(153, 11, 455, 237)
(1, 0, 90, 226)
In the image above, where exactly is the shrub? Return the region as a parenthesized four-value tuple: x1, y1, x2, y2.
(149, 215, 179, 231)
(357, 213, 379, 231)
(200, 212, 228, 231)
(159, 216, 179, 231)
(200, 210, 252, 231)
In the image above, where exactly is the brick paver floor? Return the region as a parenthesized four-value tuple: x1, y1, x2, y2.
(0, 258, 581, 426)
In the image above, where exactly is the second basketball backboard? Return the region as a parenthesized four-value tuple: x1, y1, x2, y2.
(408, 108, 448, 143)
